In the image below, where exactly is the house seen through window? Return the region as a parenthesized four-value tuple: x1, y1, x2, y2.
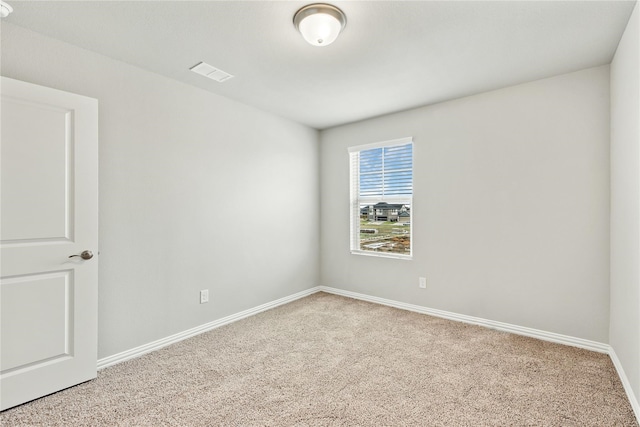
(349, 138, 413, 258)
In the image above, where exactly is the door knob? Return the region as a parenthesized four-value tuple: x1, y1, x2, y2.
(69, 250, 94, 260)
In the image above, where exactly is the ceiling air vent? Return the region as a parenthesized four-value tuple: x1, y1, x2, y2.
(190, 62, 234, 83)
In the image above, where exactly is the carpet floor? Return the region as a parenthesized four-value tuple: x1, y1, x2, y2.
(1, 292, 637, 426)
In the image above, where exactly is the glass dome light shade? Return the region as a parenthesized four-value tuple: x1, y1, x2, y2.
(0, 1, 13, 18)
(298, 12, 341, 46)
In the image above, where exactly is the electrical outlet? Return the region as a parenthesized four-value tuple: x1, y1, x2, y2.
(200, 289, 209, 304)
(419, 277, 427, 289)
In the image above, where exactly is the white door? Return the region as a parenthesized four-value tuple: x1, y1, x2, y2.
(0, 77, 98, 411)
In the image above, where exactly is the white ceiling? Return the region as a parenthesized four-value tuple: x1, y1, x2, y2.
(4, 1, 636, 129)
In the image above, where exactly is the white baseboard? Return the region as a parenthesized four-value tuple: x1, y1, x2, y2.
(609, 347, 640, 422)
(100, 284, 609, 370)
(317, 286, 610, 353)
(97, 286, 322, 369)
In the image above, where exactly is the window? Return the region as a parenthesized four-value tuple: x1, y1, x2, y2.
(349, 137, 413, 259)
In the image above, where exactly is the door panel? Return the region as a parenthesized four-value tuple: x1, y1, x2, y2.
(1, 98, 72, 242)
(1, 271, 73, 372)
(0, 77, 98, 411)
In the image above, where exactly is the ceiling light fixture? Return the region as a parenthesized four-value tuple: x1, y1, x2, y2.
(0, 0, 13, 18)
(293, 3, 346, 47)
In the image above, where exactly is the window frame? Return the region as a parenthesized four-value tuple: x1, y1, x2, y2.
(348, 137, 414, 260)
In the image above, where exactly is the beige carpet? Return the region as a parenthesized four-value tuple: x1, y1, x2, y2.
(1, 292, 637, 426)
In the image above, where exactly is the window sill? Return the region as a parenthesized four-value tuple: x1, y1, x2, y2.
(350, 250, 412, 261)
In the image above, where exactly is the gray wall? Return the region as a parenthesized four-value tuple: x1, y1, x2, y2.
(1, 23, 320, 359)
(610, 2, 640, 406)
(320, 66, 611, 343)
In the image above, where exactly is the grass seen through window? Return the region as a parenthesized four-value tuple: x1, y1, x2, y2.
(359, 218, 410, 255)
